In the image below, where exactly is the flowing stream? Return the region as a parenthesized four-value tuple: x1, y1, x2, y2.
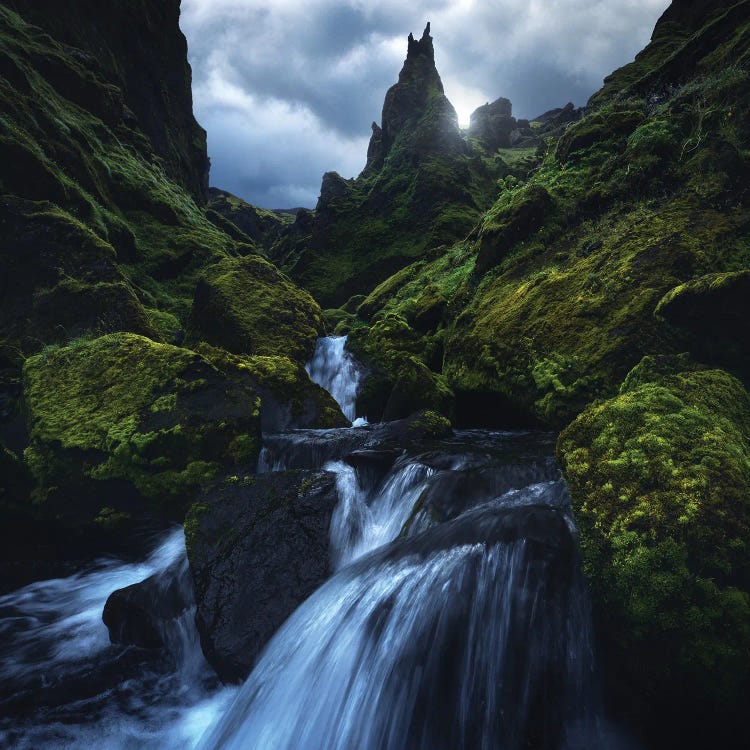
(0, 335, 622, 749)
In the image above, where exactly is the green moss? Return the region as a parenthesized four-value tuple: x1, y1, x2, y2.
(0, 6, 256, 361)
(407, 410, 452, 439)
(558, 360, 750, 726)
(194, 343, 348, 429)
(655, 270, 750, 378)
(184, 501, 210, 556)
(184, 255, 325, 363)
(94, 506, 131, 529)
(23, 333, 261, 512)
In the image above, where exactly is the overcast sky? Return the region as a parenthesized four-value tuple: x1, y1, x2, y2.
(180, 0, 671, 209)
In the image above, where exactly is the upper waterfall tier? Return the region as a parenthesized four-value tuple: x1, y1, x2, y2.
(306, 336, 363, 423)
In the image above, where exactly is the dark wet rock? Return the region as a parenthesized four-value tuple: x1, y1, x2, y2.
(344, 448, 404, 489)
(185, 470, 339, 682)
(103, 557, 193, 649)
(195, 344, 348, 432)
(534, 102, 580, 126)
(655, 270, 750, 378)
(408, 460, 562, 529)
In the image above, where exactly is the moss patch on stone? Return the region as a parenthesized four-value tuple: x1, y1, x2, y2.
(557, 357, 750, 736)
(23, 333, 261, 517)
(184, 255, 325, 362)
(195, 344, 348, 430)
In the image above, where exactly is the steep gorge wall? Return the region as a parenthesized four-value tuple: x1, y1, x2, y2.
(5, 0, 209, 202)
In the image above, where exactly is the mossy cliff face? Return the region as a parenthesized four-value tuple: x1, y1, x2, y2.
(22, 333, 262, 521)
(5, 0, 209, 202)
(344, 1, 750, 429)
(0, 0, 337, 567)
(207, 187, 293, 252)
(558, 357, 750, 746)
(0, 2, 224, 361)
(0, 2, 327, 368)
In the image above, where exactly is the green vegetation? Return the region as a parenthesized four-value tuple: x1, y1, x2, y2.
(558, 357, 750, 734)
(0, 4, 237, 363)
(23, 333, 261, 516)
(195, 344, 348, 429)
(184, 255, 325, 361)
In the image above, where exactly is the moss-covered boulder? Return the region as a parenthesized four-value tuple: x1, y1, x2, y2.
(656, 270, 750, 378)
(184, 255, 325, 363)
(557, 357, 750, 746)
(23, 333, 262, 524)
(195, 344, 348, 431)
(347, 314, 452, 422)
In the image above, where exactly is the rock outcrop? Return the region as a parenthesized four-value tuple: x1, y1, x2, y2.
(22, 333, 262, 525)
(468, 97, 515, 148)
(369, 22, 464, 167)
(103, 556, 194, 649)
(184, 254, 326, 363)
(558, 357, 750, 746)
(185, 470, 339, 682)
(5, 0, 209, 202)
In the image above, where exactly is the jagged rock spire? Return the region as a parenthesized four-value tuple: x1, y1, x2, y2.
(407, 22, 434, 60)
(362, 21, 462, 172)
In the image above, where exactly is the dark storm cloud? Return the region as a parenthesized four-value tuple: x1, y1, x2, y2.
(180, 0, 671, 208)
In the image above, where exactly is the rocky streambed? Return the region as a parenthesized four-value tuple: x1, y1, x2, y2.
(0, 337, 630, 749)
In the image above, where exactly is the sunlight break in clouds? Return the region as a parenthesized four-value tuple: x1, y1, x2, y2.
(180, 0, 671, 208)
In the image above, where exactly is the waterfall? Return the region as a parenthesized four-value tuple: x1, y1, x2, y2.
(196, 483, 606, 750)
(306, 335, 363, 423)
(198, 419, 613, 749)
(327, 457, 434, 570)
(1, 377, 623, 749)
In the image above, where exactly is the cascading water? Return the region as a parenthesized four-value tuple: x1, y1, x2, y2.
(326, 457, 434, 569)
(1, 334, 624, 749)
(0, 529, 236, 749)
(195, 411, 617, 749)
(196, 476, 607, 750)
(306, 335, 364, 423)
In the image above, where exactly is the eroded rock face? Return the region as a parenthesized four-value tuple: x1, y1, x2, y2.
(6, 0, 210, 202)
(468, 97, 515, 149)
(185, 470, 339, 682)
(377, 22, 461, 156)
